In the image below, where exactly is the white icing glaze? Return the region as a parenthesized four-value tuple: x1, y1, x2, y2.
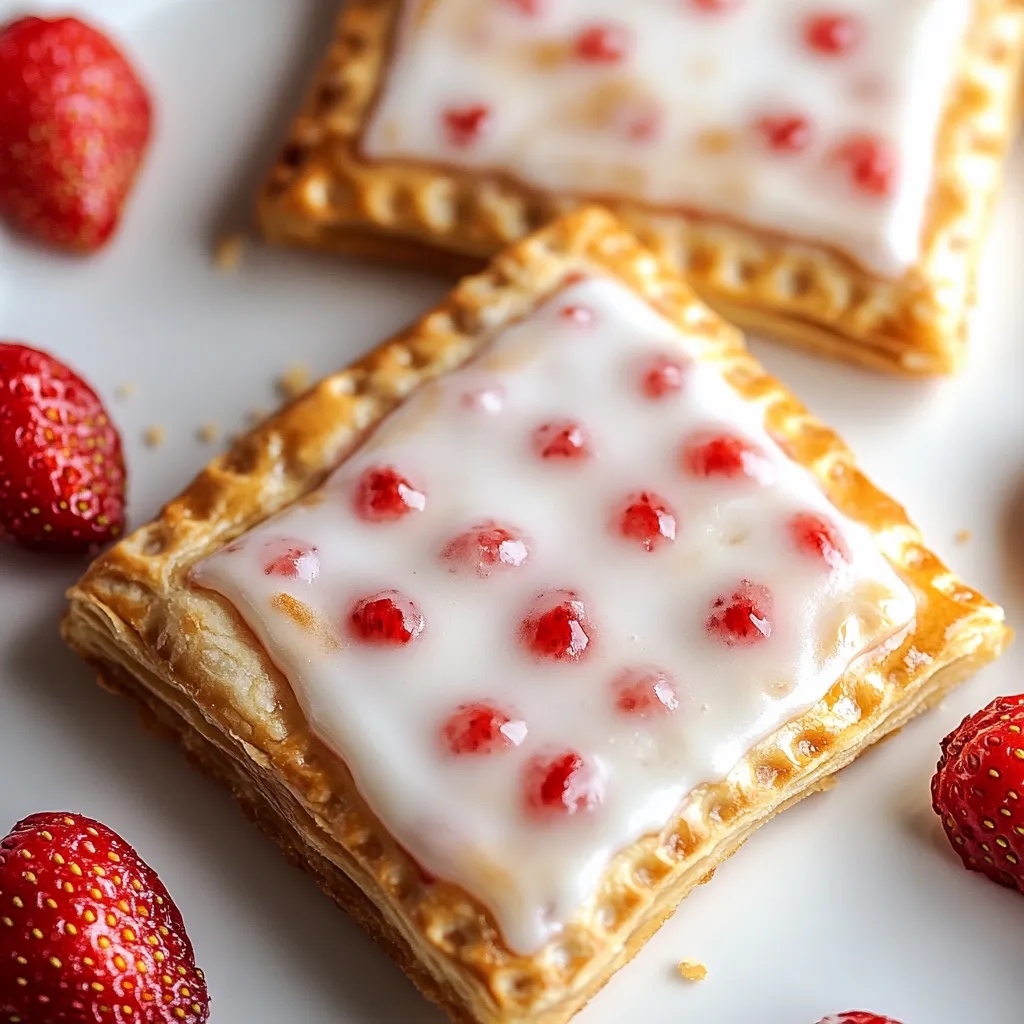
(362, 0, 970, 276)
(193, 277, 915, 953)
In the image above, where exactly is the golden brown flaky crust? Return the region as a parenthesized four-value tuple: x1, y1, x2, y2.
(64, 210, 1010, 1023)
(257, 0, 1024, 376)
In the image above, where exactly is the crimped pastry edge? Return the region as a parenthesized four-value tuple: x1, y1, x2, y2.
(257, 0, 1024, 375)
(67, 616, 1004, 1024)
(64, 208, 1011, 1022)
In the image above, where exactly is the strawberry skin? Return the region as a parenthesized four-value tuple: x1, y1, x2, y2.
(817, 1015, 903, 1024)
(932, 694, 1024, 893)
(0, 812, 209, 1023)
(0, 16, 153, 251)
(0, 343, 126, 552)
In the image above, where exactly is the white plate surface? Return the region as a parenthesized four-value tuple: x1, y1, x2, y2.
(1, 2, 1022, 1021)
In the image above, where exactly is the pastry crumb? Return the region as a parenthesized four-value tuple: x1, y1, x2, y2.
(277, 363, 311, 401)
(142, 425, 165, 449)
(114, 382, 137, 400)
(214, 233, 245, 272)
(954, 528, 972, 545)
(196, 423, 219, 444)
(677, 960, 707, 982)
(695, 127, 736, 154)
(246, 408, 268, 426)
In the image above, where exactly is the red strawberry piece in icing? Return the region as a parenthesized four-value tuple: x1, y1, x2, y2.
(688, 0, 744, 11)
(624, 111, 661, 142)
(558, 303, 595, 325)
(613, 667, 680, 716)
(349, 591, 425, 645)
(460, 386, 505, 414)
(441, 701, 528, 755)
(354, 465, 426, 522)
(532, 420, 593, 461)
(804, 13, 864, 56)
(615, 492, 677, 552)
(831, 134, 898, 197)
(524, 752, 603, 815)
(640, 354, 688, 399)
(520, 590, 593, 662)
(574, 23, 630, 64)
(706, 580, 773, 646)
(788, 511, 849, 570)
(442, 104, 491, 147)
(262, 538, 320, 582)
(441, 521, 530, 577)
(682, 431, 772, 482)
(499, 0, 544, 14)
(756, 114, 814, 153)
(612, 96, 663, 143)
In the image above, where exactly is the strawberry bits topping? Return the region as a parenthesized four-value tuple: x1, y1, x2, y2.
(613, 96, 662, 143)
(640, 354, 688, 399)
(615, 491, 677, 552)
(499, 0, 544, 15)
(559, 303, 595, 325)
(683, 431, 772, 482)
(520, 590, 593, 662)
(442, 701, 528, 755)
(365, 1, 967, 277)
(192, 276, 917, 955)
(442, 521, 530, 576)
(689, 0, 743, 10)
(525, 752, 604, 815)
(262, 538, 320, 581)
(532, 420, 593, 461)
(355, 465, 426, 522)
(707, 580, 774, 646)
(442, 104, 491, 147)
(574, 23, 630, 64)
(614, 667, 679, 716)
(804, 13, 864, 56)
(756, 113, 813, 153)
(788, 511, 849, 569)
(460, 386, 505, 414)
(832, 134, 898, 197)
(349, 591, 425, 645)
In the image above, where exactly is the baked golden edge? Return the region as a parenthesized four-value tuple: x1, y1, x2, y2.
(63, 208, 1010, 1023)
(256, 0, 1024, 376)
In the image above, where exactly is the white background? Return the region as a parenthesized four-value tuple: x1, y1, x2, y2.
(1, 2, 1022, 1021)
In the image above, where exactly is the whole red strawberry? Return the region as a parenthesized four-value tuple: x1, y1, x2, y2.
(816, 1014, 904, 1024)
(0, 812, 209, 1023)
(0, 16, 153, 251)
(0, 343, 126, 551)
(932, 694, 1024, 893)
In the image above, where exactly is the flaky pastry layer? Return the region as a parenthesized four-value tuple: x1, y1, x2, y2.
(64, 209, 1010, 1023)
(257, 0, 1024, 376)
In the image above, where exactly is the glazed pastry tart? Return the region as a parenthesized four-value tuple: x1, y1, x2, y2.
(259, 0, 1024, 375)
(64, 209, 1009, 1023)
